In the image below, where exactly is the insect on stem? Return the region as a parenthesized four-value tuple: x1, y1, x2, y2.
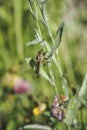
(35, 49, 48, 77)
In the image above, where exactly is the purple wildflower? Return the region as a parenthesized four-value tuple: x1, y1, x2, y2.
(53, 95, 59, 108)
(52, 95, 63, 121)
(58, 109, 63, 121)
(14, 78, 31, 93)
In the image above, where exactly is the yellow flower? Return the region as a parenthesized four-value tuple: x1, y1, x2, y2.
(33, 103, 47, 116)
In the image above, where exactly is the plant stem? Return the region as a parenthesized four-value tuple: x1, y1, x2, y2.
(13, 0, 24, 61)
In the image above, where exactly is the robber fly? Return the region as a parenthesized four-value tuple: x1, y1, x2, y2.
(36, 49, 47, 77)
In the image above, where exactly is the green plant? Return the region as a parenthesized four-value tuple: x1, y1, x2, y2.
(24, 0, 87, 130)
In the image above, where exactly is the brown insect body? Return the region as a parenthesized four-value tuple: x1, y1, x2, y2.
(36, 53, 45, 77)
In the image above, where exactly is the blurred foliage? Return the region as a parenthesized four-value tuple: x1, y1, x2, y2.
(0, 0, 87, 130)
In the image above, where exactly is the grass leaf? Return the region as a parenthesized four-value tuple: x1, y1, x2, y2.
(49, 22, 64, 57)
(66, 97, 79, 126)
(26, 39, 42, 46)
(25, 58, 36, 71)
(78, 73, 87, 97)
(40, 68, 54, 85)
(62, 76, 70, 98)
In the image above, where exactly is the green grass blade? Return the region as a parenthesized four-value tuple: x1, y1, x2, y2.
(62, 76, 70, 98)
(25, 58, 36, 71)
(78, 73, 87, 97)
(40, 68, 54, 85)
(26, 39, 42, 46)
(13, 0, 24, 61)
(66, 97, 79, 126)
(49, 22, 64, 57)
(38, 0, 48, 22)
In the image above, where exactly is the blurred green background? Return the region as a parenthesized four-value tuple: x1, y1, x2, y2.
(0, 0, 87, 129)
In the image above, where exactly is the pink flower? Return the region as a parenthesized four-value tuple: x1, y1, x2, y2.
(52, 95, 63, 121)
(53, 95, 59, 108)
(58, 109, 63, 121)
(14, 78, 31, 93)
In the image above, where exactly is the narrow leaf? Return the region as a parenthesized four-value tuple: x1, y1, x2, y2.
(66, 97, 79, 126)
(28, 0, 36, 20)
(41, 19, 52, 37)
(40, 68, 54, 86)
(26, 39, 42, 46)
(49, 22, 64, 57)
(62, 75, 69, 99)
(25, 58, 36, 71)
(40, 0, 48, 22)
(43, 40, 62, 74)
(78, 73, 87, 97)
